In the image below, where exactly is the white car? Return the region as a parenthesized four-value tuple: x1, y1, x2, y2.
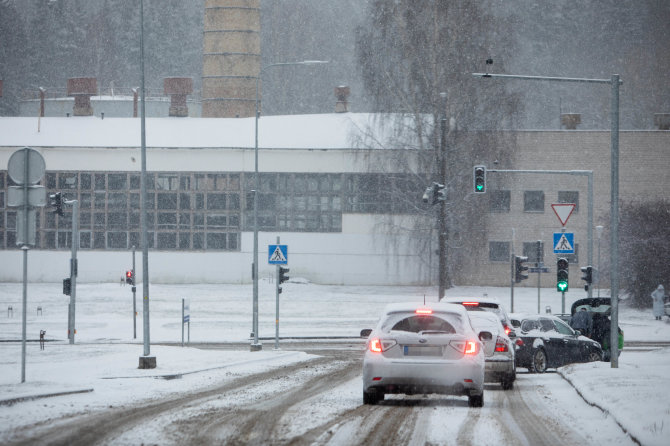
(362, 302, 490, 407)
(467, 311, 516, 390)
(442, 296, 515, 337)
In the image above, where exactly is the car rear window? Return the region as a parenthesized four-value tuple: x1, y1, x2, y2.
(381, 312, 464, 334)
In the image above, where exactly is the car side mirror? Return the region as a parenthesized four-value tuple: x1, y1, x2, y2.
(574, 330, 582, 336)
(360, 329, 372, 338)
(479, 331, 493, 341)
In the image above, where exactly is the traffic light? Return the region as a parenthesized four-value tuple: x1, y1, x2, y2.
(125, 270, 134, 285)
(63, 278, 71, 296)
(473, 165, 486, 193)
(278, 267, 290, 294)
(422, 182, 446, 205)
(581, 265, 593, 291)
(514, 256, 529, 283)
(557, 258, 569, 292)
(49, 192, 64, 216)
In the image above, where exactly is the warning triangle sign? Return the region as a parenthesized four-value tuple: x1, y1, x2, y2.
(270, 246, 287, 262)
(551, 203, 576, 226)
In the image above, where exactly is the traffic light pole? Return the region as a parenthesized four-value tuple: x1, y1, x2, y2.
(474, 71, 620, 367)
(63, 198, 79, 344)
(132, 245, 137, 340)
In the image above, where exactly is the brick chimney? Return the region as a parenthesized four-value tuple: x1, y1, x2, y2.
(164, 77, 193, 117)
(335, 86, 350, 113)
(560, 113, 581, 130)
(67, 77, 97, 116)
(654, 113, 670, 130)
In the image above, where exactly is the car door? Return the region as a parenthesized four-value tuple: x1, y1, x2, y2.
(538, 317, 568, 367)
(552, 318, 582, 362)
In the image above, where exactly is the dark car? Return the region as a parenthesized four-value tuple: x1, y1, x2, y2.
(514, 314, 603, 373)
(568, 297, 623, 362)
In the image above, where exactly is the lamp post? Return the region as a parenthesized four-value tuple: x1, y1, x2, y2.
(596, 225, 603, 298)
(251, 60, 329, 351)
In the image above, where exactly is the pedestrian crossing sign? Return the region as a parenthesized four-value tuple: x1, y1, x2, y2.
(268, 244, 288, 264)
(553, 232, 575, 254)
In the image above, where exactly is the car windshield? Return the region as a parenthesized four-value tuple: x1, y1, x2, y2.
(381, 312, 463, 334)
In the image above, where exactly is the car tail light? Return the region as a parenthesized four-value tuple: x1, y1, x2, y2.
(369, 338, 396, 353)
(495, 336, 508, 352)
(515, 338, 524, 347)
(450, 340, 479, 355)
(503, 324, 512, 336)
(462, 302, 479, 306)
(415, 308, 433, 315)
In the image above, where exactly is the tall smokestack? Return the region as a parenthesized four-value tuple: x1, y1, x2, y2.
(202, 0, 261, 118)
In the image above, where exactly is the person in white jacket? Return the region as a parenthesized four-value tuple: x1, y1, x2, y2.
(651, 285, 665, 321)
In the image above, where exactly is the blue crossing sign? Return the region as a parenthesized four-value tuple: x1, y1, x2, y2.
(553, 232, 575, 254)
(268, 244, 288, 264)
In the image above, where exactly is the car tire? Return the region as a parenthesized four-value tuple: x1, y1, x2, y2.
(468, 392, 484, 408)
(363, 390, 381, 405)
(588, 351, 602, 362)
(501, 374, 515, 390)
(532, 348, 548, 373)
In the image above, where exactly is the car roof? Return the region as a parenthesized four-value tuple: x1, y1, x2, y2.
(382, 302, 468, 317)
(515, 313, 566, 323)
(442, 296, 503, 305)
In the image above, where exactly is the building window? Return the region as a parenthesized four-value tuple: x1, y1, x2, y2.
(523, 241, 544, 264)
(489, 190, 511, 212)
(524, 191, 544, 212)
(558, 191, 579, 212)
(489, 241, 510, 262)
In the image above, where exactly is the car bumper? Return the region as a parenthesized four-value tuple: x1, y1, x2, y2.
(363, 355, 485, 396)
(484, 356, 515, 381)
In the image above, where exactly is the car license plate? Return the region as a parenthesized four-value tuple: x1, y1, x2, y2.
(404, 345, 442, 356)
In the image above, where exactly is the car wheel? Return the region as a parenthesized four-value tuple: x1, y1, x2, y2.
(532, 348, 547, 373)
(468, 392, 484, 408)
(588, 350, 602, 362)
(501, 374, 515, 390)
(363, 390, 381, 405)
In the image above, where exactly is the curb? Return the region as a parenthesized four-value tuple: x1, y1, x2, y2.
(557, 369, 641, 446)
(0, 388, 94, 407)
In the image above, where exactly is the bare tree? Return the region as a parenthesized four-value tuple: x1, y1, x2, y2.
(355, 0, 522, 293)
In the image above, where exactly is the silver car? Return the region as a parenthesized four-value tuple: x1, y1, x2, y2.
(362, 302, 489, 407)
(467, 311, 516, 390)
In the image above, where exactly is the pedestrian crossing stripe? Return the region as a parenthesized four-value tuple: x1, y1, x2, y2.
(270, 246, 286, 262)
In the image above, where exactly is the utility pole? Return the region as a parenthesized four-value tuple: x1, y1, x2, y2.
(438, 91, 449, 300)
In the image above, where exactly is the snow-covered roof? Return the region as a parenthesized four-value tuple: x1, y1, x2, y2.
(0, 113, 400, 150)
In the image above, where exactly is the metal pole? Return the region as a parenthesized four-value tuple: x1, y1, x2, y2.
(20, 149, 29, 383)
(596, 226, 603, 298)
(132, 245, 136, 339)
(251, 60, 329, 351)
(610, 74, 620, 368)
(510, 228, 515, 312)
(587, 171, 594, 298)
(252, 72, 260, 350)
(21, 246, 27, 383)
(438, 91, 448, 300)
(275, 236, 280, 350)
(140, 0, 152, 361)
(181, 298, 184, 347)
(537, 240, 542, 314)
(68, 200, 78, 344)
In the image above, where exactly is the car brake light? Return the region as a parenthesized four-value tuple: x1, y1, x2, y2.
(370, 338, 383, 353)
(369, 338, 396, 353)
(415, 308, 433, 315)
(504, 324, 512, 335)
(495, 336, 508, 352)
(464, 340, 478, 355)
(515, 338, 524, 347)
(462, 302, 479, 306)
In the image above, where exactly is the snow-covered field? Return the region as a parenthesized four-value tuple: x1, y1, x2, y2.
(1, 281, 669, 445)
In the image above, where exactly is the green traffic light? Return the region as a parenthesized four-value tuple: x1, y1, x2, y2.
(476, 183, 484, 191)
(557, 281, 568, 292)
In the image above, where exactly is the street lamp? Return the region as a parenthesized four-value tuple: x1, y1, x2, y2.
(596, 225, 604, 298)
(251, 60, 329, 351)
